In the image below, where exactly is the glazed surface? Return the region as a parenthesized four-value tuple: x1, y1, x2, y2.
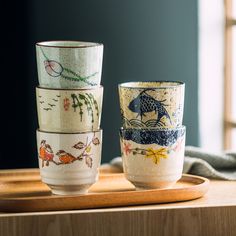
(119, 85, 185, 129)
(119, 81, 184, 88)
(36, 87, 103, 132)
(37, 41, 102, 48)
(120, 126, 185, 146)
(120, 129, 185, 189)
(36, 43, 103, 88)
(36, 130, 102, 194)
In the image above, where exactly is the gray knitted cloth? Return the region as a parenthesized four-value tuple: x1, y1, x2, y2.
(108, 146, 236, 180)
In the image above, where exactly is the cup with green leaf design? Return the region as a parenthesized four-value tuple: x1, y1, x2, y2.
(36, 41, 103, 89)
(118, 81, 185, 129)
(119, 126, 186, 189)
(36, 86, 103, 132)
(36, 129, 102, 195)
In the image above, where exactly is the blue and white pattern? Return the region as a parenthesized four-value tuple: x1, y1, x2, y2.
(120, 127, 185, 146)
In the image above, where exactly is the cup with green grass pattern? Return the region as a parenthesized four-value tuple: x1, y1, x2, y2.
(36, 41, 103, 89)
(36, 86, 103, 132)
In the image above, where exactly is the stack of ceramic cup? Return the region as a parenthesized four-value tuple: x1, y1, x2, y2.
(118, 81, 185, 189)
(35, 41, 104, 195)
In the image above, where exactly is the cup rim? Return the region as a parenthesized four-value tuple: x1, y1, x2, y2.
(36, 40, 103, 48)
(36, 85, 103, 91)
(37, 129, 103, 135)
(120, 126, 186, 132)
(118, 81, 185, 89)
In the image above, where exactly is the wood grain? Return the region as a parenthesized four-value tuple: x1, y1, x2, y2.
(0, 206, 236, 236)
(0, 169, 209, 212)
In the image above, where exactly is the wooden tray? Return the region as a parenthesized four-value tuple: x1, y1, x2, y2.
(0, 169, 209, 212)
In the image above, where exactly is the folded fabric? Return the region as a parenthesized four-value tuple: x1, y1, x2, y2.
(106, 146, 236, 180)
(184, 146, 236, 180)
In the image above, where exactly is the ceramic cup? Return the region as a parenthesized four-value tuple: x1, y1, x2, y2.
(118, 81, 185, 129)
(36, 41, 103, 89)
(36, 86, 103, 133)
(119, 126, 186, 189)
(36, 129, 102, 195)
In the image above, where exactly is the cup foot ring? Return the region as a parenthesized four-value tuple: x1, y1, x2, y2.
(130, 181, 177, 190)
(47, 184, 92, 195)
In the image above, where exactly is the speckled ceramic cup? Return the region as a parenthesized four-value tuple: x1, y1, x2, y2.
(36, 86, 103, 132)
(36, 41, 103, 89)
(36, 129, 102, 195)
(118, 81, 185, 129)
(119, 126, 185, 189)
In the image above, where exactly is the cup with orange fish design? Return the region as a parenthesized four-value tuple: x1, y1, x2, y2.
(118, 81, 185, 129)
(36, 129, 102, 195)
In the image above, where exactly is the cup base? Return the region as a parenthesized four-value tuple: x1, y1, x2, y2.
(131, 180, 176, 190)
(125, 173, 182, 190)
(47, 184, 92, 195)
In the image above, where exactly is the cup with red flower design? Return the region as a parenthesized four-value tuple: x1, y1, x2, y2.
(119, 126, 186, 189)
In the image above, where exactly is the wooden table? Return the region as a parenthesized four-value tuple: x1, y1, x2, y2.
(0, 178, 236, 236)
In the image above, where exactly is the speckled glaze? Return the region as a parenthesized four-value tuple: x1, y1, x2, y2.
(36, 86, 103, 132)
(118, 81, 185, 129)
(120, 126, 185, 189)
(36, 41, 103, 89)
(36, 130, 102, 195)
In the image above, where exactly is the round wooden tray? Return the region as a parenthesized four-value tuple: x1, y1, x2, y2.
(0, 169, 209, 212)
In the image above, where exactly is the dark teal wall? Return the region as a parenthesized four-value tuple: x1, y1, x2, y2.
(27, 0, 198, 164)
(28, 0, 199, 164)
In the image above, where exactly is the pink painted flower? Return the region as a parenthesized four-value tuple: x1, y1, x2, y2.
(173, 138, 184, 152)
(44, 60, 63, 77)
(63, 98, 70, 111)
(92, 137, 100, 145)
(123, 142, 132, 155)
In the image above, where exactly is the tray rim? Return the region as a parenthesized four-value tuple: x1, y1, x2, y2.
(0, 168, 210, 197)
(0, 171, 209, 199)
(0, 169, 210, 212)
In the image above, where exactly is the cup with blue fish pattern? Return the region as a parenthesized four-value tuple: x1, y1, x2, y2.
(119, 126, 186, 189)
(36, 41, 103, 89)
(118, 81, 185, 129)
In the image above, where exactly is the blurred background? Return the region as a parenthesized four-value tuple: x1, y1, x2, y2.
(0, 0, 203, 168)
